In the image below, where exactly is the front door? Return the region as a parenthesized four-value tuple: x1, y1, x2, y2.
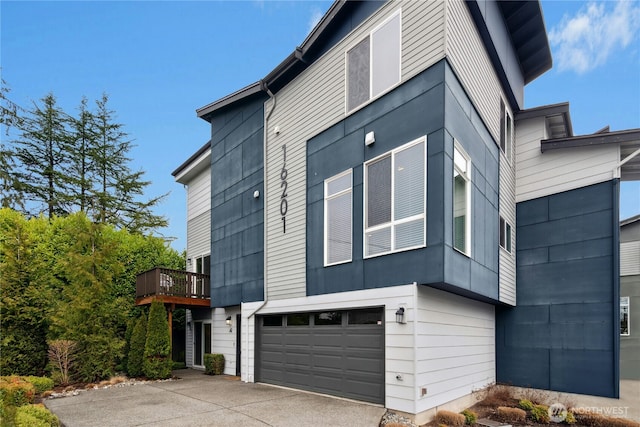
(194, 322, 202, 366)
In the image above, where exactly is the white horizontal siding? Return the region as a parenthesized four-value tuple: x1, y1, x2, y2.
(415, 286, 495, 413)
(185, 310, 193, 368)
(187, 210, 210, 263)
(265, 0, 447, 301)
(515, 117, 619, 203)
(621, 241, 640, 276)
(499, 125, 516, 306)
(186, 168, 211, 221)
(211, 306, 241, 376)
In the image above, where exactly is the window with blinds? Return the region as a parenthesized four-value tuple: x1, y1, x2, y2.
(364, 137, 425, 257)
(453, 143, 471, 255)
(347, 10, 401, 112)
(324, 170, 353, 266)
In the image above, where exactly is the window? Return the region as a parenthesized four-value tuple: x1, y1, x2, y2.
(499, 216, 512, 252)
(347, 10, 401, 111)
(453, 143, 471, 255)
(348, 308, 383, 325)
(287, 313, 310, 326)
(314, 312, 342, 326)
(263, 315, 283, 327)
(324, 170, 352, 266)
(364, 137, 425, 257)
(500, 99, 513, 161)
(195, 254, 211, 276)
(621, 297, 630, 336)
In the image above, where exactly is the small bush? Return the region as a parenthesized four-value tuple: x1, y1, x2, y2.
(435, 410, 465, 426)
(204, 354, 225, 375)
(15, 404, 59, 427)
(48, 340, 77, 385)
(144, 301, 172, 380)
(172, 361, 186, 370)
(496, 406, 526, 424)
(564, 411, 577, 424)
(127, 313, 147, 377)
(478, 383, 514, 407)
(575, 412, 640, 427)
(24, 376, 54, 394)
(460, 409, 477, 425)
(531, 404, 550, 423)
(520, 387, 548, 405)
(518, 398, 534, 411)
(0, 377, 35, 407)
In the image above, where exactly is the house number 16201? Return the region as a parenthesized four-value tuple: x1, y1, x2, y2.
(280, 144, 288, 234)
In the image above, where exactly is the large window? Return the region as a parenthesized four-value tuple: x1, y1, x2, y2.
(324, 170, 353, 265)
(500, 99, 513, 162)
(499, 216, 512, 253)
(621, 297, 630, 336)
(195, 254, 210, 275)
(453, 143, 471, 255)
(364, 137, 425, 257)
(347, 10, 401, 112)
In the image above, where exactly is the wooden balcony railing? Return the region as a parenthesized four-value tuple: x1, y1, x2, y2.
(135, 267, 210, 307)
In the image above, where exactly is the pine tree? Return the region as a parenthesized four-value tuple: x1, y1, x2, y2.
(13, 93, 73, 217)
(0, 80, 24, 210)
(91, 93, 167, 233)
(143, 300, 172, 379)
(68, 97, 96, 213)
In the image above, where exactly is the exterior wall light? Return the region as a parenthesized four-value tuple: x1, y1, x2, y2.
(365, 131, 375, 146)
(225, 316, 232, 326)
(395, 307, 406, 324)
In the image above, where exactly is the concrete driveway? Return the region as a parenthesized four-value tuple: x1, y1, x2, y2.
(45, 369, 386, 427)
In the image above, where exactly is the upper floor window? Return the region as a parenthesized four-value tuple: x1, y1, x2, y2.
(621, 296, 630, 336)
(499, 216, 512, 253)
(500, 99, 513, 162)
(453, 143, 471, 255)
(347, 10, 401, 112)
(324, 170, 353, 266)
(364, 137, 425, 257)
(195, 254, 211, 276)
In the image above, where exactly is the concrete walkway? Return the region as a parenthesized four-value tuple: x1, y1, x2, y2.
(45, 369, 386, 427)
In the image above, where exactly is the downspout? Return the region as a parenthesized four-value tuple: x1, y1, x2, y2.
(243, 81, 276, 382)
(412, 282, 418, 415)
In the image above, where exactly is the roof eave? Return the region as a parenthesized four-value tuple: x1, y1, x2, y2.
(171, 140, 212, 178)
(196, 81, 264, 122)
(540, 129, 640, 153)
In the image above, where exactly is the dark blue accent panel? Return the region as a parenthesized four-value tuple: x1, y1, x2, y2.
(210, 94, 267, 307)
(497, 181, 618, 398)
(306, 60, 499, 303)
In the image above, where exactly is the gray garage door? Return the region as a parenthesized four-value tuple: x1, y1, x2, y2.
(256, 307, 385, 404)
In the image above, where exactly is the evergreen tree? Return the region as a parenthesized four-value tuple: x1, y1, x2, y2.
(127, 313, 147, 377)
(0, 209, 50, 375)
(13, 93, 72, 217)
(68, 97, 96, 213)
(92, 93, 167, 233)
(0, 80, 24, 210)
(143, 300, 172, 379)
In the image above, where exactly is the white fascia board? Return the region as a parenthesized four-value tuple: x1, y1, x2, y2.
(174, 148, 211, 185)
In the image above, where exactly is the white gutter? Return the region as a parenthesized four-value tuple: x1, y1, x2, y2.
(243, 84, 276, 382)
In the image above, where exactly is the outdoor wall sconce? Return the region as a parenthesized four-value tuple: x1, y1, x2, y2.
(226, 316, 232, 332)
(395, 307, 406, 324)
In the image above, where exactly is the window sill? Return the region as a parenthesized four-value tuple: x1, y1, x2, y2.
(453, 246, 471, 258)
(324, 259, 353, 268)
(363, 243, 426, 260)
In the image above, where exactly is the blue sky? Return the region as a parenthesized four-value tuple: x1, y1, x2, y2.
(2, 0, 639, 252)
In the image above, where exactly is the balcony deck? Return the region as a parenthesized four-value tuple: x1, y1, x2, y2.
(135, 267, 210, 308)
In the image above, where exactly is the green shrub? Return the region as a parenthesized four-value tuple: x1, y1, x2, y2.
(24, 377, 54, 394)
(564, 411, 577, 424)
(143, 301, 172, 379)
(0, 377, 35, 407)
(127, 314, 147, 377)
(519, 398, 534, 411)
(461, 409, 477, 425)
(204, 354, 225, 375)
(435, 410, 465, 426)
(172, 361, 186, 370)
(531, 404, 550, 423)
(15, 404, 59, 427)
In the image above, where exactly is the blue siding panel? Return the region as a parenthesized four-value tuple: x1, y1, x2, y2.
(497, 181, 619, 398)
(210, 94, 267, 307)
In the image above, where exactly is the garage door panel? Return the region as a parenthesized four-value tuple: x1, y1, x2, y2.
(257, 307, 384, 404)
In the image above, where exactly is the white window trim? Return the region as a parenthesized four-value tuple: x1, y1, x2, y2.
(453, 141, 471, 257)
(621, 296, 630, 336)
(193, 253, 211, 274)
(345, 8, 402, 114)
(324, 169, 353, 267)
(363, 136, 426, 259)
(499, 216, 512, 254)
(500, 99, 513, 164)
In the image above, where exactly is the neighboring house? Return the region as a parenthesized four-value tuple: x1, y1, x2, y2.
(620, 215, 640, 380)
(163, 0, 640, 423)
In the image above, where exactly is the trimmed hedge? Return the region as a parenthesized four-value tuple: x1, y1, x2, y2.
(15, 404, 60, 427)
(0, 377, 35, 407)
(24, 377, 54, 394)
(204, 354, 225, 376)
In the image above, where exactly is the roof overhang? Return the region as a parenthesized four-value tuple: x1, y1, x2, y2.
(621, 214, 640, 227)
(541, 129, 640, 181)
(516, 102, 573, 139)
(172, 140, 212, 184)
